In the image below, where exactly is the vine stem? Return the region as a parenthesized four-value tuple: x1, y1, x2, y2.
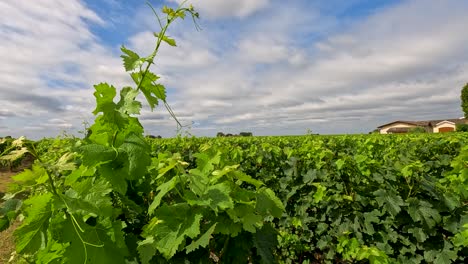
(218, 236, 230, 260)
(135, 10, 171, 93)
(136, 2, 199, 131)
(30, 140, 103, 264)
(29, 143, 60, 196)
(404, 176, 413, 199)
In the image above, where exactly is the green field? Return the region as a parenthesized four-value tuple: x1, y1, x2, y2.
(150, 133, 468, 263)
(1, 133, 467, 263)
(1, 3, 468, 263)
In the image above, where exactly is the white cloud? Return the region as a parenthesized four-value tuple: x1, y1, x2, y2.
(168, 0, 270, 19)
(0, 0, 131, 138)
(150, 0, 468, 135)
(237, 35, 289, 64)
(2, 0, 468, 138)
(127, 31, 218, 69)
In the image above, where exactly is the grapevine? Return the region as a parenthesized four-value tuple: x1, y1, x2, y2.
(0, 3, 284, 263)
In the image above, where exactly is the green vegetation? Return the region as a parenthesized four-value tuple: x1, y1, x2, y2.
(461, 83, 468, 118)
(3, 132, 468, 263)
(456, 123, 468, 132)
(216, 132, 253, 137)
(0, 4, 283, 263)
(408, 127, 427, 133)
(150, 134, 468, 263)
(0, 3, 467, 264)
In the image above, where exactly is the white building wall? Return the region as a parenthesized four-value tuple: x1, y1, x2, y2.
(379, 123, 417, 134)
(433, 122, 456, 133)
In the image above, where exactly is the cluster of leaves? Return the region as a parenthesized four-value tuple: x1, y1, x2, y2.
(0, 137, 34, 170)
(149, 134, 468, 263)
(461, 83, 468, 118)
(0, 3, 284, 263)
(456, 124, 468, 132)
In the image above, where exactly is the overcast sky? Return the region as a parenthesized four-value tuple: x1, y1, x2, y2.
(1, 0, 467, 139)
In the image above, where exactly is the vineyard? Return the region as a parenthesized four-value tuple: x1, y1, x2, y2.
(1, 2, 468, 264)
(150, 134, 468, 263)
(1, 133, 467, 263)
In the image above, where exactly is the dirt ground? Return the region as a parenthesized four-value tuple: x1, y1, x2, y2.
(0, 171, 18, 263)
(0, 156, 34, 263)
(0, 218, 19, 263)
(0, 171, 15, 195)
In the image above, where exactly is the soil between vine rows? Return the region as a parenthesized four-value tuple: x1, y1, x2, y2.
(0, 157, 34, 263)
(0, 171, 18, 263)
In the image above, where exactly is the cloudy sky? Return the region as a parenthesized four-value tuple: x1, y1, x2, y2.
(1, 0, 467, 139)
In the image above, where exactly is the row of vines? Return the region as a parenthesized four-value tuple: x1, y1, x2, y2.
(0, 2, 467, 263)
(3, 132, 467, 263)
(149, 134, 468, 263)
(0, 4, 284, 263)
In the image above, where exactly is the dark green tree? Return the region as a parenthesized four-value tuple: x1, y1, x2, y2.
(239, 132, 253, 137)
(461, 83, 468, 117)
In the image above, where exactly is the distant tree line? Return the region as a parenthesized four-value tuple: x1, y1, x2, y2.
(146, 135, 162, 139)
(456, 124, 468, 132)
(216, 132, 253, 137)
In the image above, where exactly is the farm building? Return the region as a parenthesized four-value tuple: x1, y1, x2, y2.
(377, 118, 468, 134)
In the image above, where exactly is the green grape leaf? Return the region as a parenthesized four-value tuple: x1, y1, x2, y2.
(220, 232, 253, 262)
(64, 177, 113, 217)
(154, 32, 177, 47)
(363, 210, 382, 236)
(36, 238, 67, 264)
(118, 133, 151, 180)
(98, 162, 128, 194)
(0, 199, 22, 232)
(142, 203, 202, 259)
(211, 164, 239, 183)
(117, 87, 142, 115)
(229, 204, 263, 233)
(92, 83, 117, 115)
(407, 199, 441, 228)
(79, 144, 116, 166)
(15, 193, 54, 254)
(202, 183, 234, 212)
(65, 165, 96, 186)
(187, 182, 235, 213)
(186, 223, 217, 253)
(408, 227, 427, 243)
(253, 224, 278, 264)
(424, 242, 458, 264)
(54, 214, 128, 264)
(162, 6, 175, 16)
(162, 36, 177, 46)
(233, 171, 264, 188)
(52, 152, 76, 172)
(336, 159, 345, 170)
(121, 45, 143, 71)
(0, 147, 28, 162)
(130, 71, 166, 110)
(214, 214, 242, 236)
(137, 236, 157, 264)
(0, 198, 22, 216)
(312, 183, 326, 203)
(256, 187, 284, 218)
(12, 164, 48, 185)
(189, 169, 210, 196)
(373, 189, 405, 216)
(148, 176, 179, 215)
(193, 152, 221, 175)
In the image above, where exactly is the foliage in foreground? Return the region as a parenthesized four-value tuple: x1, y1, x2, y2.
(151, 134, 468, 263)
(0, 4, 284, 263)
